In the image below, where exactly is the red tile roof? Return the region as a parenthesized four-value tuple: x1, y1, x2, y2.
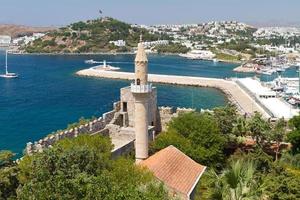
(140, 145, 206, 198)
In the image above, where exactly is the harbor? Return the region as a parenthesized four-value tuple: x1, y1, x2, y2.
(76, 67, 271, 118)
(234, 54, 300, 75)
(77, 64, 300, 120)
(0, 53, 230, 155)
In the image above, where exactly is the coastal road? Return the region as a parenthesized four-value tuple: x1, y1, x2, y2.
(76, 68, 270, 118)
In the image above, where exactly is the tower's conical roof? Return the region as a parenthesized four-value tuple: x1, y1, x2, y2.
(135, 35, 148, 62)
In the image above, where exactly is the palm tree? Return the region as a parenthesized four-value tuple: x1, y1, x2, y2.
(208, 160, 259, 200)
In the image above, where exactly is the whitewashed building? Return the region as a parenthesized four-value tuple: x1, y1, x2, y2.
(109, 40, 126, 47)
(143, 40, 169, 48)
(0, 35, 11, 46)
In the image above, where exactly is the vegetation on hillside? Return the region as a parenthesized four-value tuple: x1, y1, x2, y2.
(24, 17, 170, 53)
(155, 43, 190, 54)
(214, 52, 242, 62)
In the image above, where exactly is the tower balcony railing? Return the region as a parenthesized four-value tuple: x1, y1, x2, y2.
(131, 83, 152, 93)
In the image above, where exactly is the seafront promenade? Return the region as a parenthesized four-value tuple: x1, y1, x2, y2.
(76, 68, 270, 118)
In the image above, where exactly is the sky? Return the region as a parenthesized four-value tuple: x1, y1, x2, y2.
(0, 0, 300, 27)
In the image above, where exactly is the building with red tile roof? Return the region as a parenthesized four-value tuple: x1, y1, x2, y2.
(140, 145, 206, 200)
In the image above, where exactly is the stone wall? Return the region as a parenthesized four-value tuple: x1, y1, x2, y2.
(158, 106, 196, 132)
(25, 102, 121, 155)
(120, 86, 157, 129)
(25, 101, 197, 156)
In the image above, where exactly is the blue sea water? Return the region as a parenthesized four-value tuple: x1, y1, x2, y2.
(0, 52, 297, 156)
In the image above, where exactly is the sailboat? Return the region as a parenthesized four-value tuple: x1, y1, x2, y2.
(0, 50, 18, 78)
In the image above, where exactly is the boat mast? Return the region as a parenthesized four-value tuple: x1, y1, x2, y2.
(5, 50, 8, 74)
(299, 65, 300, 94)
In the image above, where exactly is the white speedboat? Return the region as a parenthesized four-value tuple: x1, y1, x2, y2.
(85, 59, 99, 64)
(0, 50, 18, 78)
(261, 71, 272, 75)
(276, 67, 285, 72)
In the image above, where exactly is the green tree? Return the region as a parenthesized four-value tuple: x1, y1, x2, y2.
(17, 135, 169, 200)
(261, 169, 300, 200)
(151, 112, 226, 168)
(288, 115, 300, 154)
(269, 118, 286, 161)
(213, 104, 238, 135)
(247, 112, 270, 147)
(280, 153, 300, 169)
(0, 151, 19, 200)
(232, 116, 248, 137)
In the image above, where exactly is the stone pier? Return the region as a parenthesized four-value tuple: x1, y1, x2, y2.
(76, 69, 270, 118)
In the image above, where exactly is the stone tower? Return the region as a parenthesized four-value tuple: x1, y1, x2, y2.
(131, 36, 152, 163)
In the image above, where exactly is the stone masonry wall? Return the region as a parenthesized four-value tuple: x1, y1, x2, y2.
(158, 106, 196, 132)
(25, 102, 196, 156)
(25, 102, 121, 155)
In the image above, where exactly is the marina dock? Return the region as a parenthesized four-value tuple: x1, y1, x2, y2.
(76, 68, 270, 118)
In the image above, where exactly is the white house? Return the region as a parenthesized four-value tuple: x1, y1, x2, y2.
(109, 40, 126, 47)
(0, 35, 11, 46)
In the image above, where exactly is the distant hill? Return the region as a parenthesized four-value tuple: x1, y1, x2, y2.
(0, 24, 56, 38)
(24, 17, 170, 53)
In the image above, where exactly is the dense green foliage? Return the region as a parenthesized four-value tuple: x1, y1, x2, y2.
(247, 112, 271, 147)
(206, 159, 258, 200)
(219, 40, 256, 54)
(214, 52, 241, 62)
(151, 112, 226, 168)
(151, 105, 300, 199)
(3, 105, 300, 199)
(0, 151, 18, 199)
(0, 135, 169, 200)
(25, 17, 170, 53)
(155, 43, 190, 54)
(199, 149, 300, 200)
(288, 115, 300, 154)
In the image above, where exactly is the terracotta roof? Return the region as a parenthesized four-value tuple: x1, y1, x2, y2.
(135, 42, 148, 62)
(140, 145, 206, 197)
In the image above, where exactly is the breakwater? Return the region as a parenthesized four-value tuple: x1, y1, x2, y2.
(76, 68, 270, 118)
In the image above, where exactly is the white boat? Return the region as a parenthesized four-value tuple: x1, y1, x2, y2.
(91, 60, 120, 71)
(276, 67, 285, 72)
(85, 59, 99, 64)
(213, 58, 218, 63)
(0, 50, 18, 78)
(261, 71, 273, 75)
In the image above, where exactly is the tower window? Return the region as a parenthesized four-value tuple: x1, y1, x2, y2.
(136, 79, 140, 85)
(123, 102, 127, 112)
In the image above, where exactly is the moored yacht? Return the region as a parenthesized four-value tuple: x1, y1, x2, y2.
(85, 59, 99, 64)
(0, 50, 18, 78)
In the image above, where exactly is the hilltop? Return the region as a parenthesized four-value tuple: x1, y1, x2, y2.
(0, 24, 55, 38)
(24, 17, 170, 53)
